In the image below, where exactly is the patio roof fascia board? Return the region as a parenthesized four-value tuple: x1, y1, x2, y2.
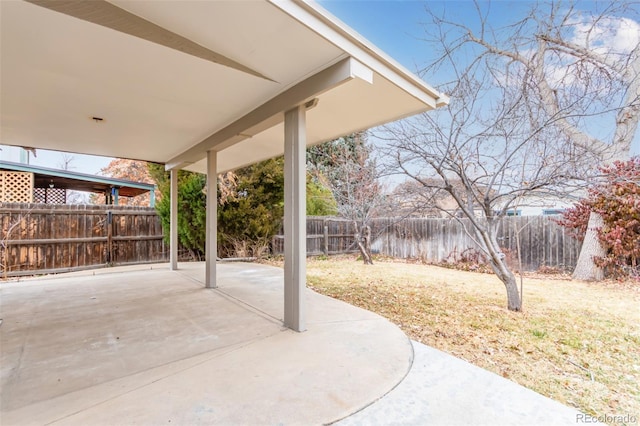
(0, 161, 155, 191)
(164, 56, 373, 171)
(271, 0, 450, 108)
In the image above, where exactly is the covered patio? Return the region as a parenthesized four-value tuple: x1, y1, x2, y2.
(0, 0, 447, 332)
(0, 2, 591, 423)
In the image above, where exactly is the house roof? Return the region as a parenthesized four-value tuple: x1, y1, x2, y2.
(0, 161, 155, 197)
(0, 0, 447, 173)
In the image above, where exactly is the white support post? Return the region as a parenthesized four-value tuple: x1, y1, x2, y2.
(170, 169, 178, 271)
(205, 150, 218, 289)
(283, 105, 306, 332)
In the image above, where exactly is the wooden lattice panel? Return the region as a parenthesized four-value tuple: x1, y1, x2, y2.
(0, 171, 34, 203)
(33, 188, 45, 204)
(34, 187, 67, 204)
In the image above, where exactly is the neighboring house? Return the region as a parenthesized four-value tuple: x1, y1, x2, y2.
(388, 180, 579, 218)
(0, 161, 156, 206)
(388, 179, 496, 218)
(501, 193, 578, 216)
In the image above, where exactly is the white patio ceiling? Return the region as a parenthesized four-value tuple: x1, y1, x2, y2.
(1, 0, 447, 173)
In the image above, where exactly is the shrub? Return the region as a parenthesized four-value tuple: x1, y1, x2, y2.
(558, 158, 640, 279)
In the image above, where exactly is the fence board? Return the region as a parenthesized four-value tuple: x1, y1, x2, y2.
(1, 203, 167, 277)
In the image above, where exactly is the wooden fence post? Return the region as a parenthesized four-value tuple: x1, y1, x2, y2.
(106, 210, 113, 264)
(323, 225, 329, 255)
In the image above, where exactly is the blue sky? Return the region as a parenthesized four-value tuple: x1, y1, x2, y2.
(321, 0, 640, 156)
(320, 1, 541, 80)
(1, 1, 638, 172)
(322, 0, 432, 73)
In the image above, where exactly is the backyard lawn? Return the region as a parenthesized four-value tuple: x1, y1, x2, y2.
(300, 256, 639, 424)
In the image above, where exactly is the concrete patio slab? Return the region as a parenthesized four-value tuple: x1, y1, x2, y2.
(1, 262, 411, 425)
(1, 261, 587, 425)
(336, 341, 585, 426)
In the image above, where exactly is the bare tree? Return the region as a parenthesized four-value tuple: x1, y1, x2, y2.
(388, 178, 497, 218)
(308, 133, 385, 264)
(57, 153, 74, 171)
(1, 216, 21, 279)
(57, 154, 87, 204)
(381, 50, 586, 311)
(418, 0, 639, 280)
(1, 208, 33, 280)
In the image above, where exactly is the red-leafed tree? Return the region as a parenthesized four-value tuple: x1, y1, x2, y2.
(90, 159, 156, 206)
(557, 158, 640, 279)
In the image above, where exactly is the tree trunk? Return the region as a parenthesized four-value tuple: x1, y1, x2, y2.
(492, 261, 522, 311)
(572, 212, 606, 281)
(354, 222, 373, 265)
(476, 226, 522, 311)
(363, 225, 372, 260)
(503, 272, 522, 311)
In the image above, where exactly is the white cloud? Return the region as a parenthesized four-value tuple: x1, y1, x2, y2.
(485, 12, 639, 93)
(569, 15, 640, 55)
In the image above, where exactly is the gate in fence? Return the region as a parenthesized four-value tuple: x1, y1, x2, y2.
(1, 203, 167, 277)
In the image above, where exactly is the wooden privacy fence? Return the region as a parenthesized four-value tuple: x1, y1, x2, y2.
(1, 203, 167, 277)
(272, 217, 361, 257)
(273, 216, 582, 272)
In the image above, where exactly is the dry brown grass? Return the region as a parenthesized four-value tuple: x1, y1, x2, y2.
(286, 256, 639, 424)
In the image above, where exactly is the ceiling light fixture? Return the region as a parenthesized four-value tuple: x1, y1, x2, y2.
(305, 98, 319, 110)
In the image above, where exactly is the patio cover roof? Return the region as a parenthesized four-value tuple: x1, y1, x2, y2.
(1, 0, 448, 332)
(0, 0, 447, 172)
(0, 160, 155, 197)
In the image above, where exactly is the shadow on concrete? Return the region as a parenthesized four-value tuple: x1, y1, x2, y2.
(1, 262, 411, 425)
